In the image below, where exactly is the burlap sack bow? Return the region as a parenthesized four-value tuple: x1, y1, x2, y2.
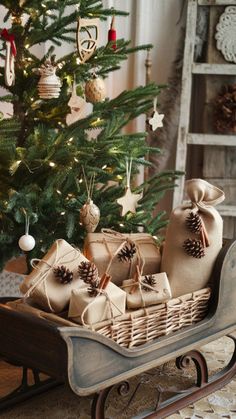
(23, 240, 80, 312)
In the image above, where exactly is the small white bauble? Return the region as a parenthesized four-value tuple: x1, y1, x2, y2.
(18, 234, 36, 251)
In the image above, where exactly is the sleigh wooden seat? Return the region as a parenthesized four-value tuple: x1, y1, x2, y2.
(0, 239, 235, 418)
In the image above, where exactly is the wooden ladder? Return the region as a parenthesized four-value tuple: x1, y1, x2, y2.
(173, 0, 236, 236)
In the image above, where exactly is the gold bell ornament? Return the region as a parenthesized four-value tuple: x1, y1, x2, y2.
(80, 171, 100, 232)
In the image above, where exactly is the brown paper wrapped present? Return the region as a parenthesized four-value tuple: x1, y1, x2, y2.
(68, 281, 126, 325)
(84, 229, 161, 286)
(122, 271, 171, 309)
(20, 239, 88, 313)
(161, 179, 225, 297)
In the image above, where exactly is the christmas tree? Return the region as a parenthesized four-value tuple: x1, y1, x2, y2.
(0, 0, 180, 271)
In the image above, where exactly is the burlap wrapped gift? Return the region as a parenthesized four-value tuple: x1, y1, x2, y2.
(84, 229, 161, 286)
(68, 281, 126, 325)
(20, 239, 88, 313)
(161, 179, 225, 297)
(122, 272, 172, 309)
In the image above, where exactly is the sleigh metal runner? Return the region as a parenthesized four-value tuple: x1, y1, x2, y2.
(0, 239, 235, 418)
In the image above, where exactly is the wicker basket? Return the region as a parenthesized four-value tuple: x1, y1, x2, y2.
(94, 287, 211, 348)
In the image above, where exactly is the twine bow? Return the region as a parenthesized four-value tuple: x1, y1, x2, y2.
(24, 240, 80, 312)
(100, 228, 145, 278)
(1, 29, 17, 56)
(80, 285, 124, 328)
(122, 265, 161, 308)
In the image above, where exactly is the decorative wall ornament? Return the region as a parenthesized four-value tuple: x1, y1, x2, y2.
(215, 6, 236, 63)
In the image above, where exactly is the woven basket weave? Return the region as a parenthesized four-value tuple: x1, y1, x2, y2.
(94, 287, 211, 348)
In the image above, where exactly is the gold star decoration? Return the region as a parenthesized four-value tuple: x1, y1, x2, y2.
(117, 187, 142, 216)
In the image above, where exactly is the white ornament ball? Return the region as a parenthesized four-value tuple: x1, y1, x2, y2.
(18, 234, 36, 251)
(85, 77, 106, 103)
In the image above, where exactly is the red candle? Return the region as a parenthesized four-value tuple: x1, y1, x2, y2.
(108, 16, 116, 50)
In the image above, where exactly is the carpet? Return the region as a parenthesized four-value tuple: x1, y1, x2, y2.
(0, 335, 236, 419)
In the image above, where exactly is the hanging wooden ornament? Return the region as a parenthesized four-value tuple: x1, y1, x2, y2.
(148, 97, 164, 131)
(80, 171, 100, 232)
(18, 210, 36, 252)
(37, 59, 61, 99)
(66, 80, 89, 125)
(117, 158, 143, 216)
(77, 18, 99, 63)
(1, 29, 16, 87)
(85, 74, 106, 103)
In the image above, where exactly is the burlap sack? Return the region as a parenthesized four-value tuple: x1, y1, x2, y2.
(20, 239, 87, 312)
(68, 282, 126, 325)
(84, 229, 161, 286)
(122, 272, 171, 309)
(161, 179, 225, 297)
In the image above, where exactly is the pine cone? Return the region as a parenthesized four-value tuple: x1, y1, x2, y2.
(78, 261, 99, 284)
(142, 275, 157, 292)
(88, 279, 100, 297)
(186, 211, 202, 233)
(117, 242, 136, 263)
(214, 84, 236, 134)
(53, 265, 73, 284)
(183, 239, 205, 259)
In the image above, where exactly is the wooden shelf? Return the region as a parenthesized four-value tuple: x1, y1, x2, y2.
(187, 134, 236, 146)
(218, 205, 236, 217)
(198, 0, 236, 5)
(192, 63, 236, 75)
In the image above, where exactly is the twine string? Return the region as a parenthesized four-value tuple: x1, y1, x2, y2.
(24, 240, 80, 311)
(80, 288, 124, 328)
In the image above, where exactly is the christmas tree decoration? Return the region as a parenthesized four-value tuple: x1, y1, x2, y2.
(1, 28, 16, 87)
(85, 75, 106, 103)
(108, 15, 117, 49)
(141, 274, 157, 292)
(18, 234, 36, 252)
(77, 18, 99, 63)
(80, 171, 100, 232)
(117, 158, 143, 216)
(87, 279, 100, 297)
(18, 211, 35, 252)
(148, 97, 164, 131)
(53, 265, 74, 284)
(78, 261, 99, 284)
(37, 59, 61, 99)
(66, 80, 88, 126)
(183, 238, 205, 259)
(117, 242, 136, 263)
(214, 84, 236, 134)
(186, 211, 202, 233)
(0, 1, 180, 272)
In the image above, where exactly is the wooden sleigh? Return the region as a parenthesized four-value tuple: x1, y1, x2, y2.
(0, 239, 236, 418)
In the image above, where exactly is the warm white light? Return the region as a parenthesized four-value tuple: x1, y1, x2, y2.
(74, 157, 79, 162)
(56, 189, 62, 195)
(49, 161, 55, 167)
(68, 137, 73, 142)
(60, 211, 65, 215)
(119, 223, 124, 227)
(76, 57, 81, 65)
(25, 44, 30, 49)
(102, 164, 107, 169)
(79, 178, 83, 183)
